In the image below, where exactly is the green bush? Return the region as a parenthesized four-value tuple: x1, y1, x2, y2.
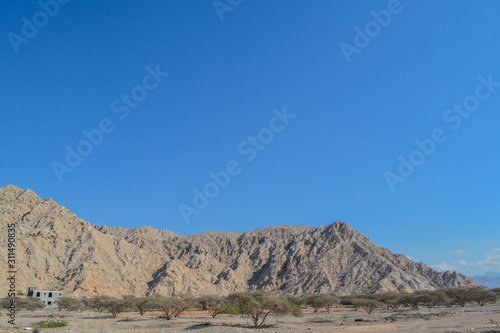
(219, 304, 241, 315)
(32, 319, 69, 328)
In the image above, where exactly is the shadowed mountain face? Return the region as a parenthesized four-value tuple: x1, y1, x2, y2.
(0, 185, 476, 297)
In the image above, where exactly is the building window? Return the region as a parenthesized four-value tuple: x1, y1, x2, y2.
(49, 292, 52, 297)
(48, 301, 52, 305)
(37, 292, 40, 297)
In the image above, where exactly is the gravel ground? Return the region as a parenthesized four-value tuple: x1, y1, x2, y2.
(1, 304, 500, 333)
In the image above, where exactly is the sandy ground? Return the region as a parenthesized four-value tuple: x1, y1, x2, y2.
(2, 304, 500, 333)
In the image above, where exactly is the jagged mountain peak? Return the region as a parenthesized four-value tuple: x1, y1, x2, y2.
(0, 186, 476, 297)
(0, 185, 38, 201)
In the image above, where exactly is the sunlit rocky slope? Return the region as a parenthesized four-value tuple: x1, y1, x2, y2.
(0, 185, 475, 297)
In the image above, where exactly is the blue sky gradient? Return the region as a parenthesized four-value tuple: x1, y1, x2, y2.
(1, 0, 499, 276)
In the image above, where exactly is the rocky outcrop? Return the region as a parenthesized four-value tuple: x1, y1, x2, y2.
(0, 185, 476, 297)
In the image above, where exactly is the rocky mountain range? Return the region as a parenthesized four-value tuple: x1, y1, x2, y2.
(472, 272, 500, 289)
(0, 185, 476, 297)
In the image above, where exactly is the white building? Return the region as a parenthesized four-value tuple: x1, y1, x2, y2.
(27, 287, 63, 308)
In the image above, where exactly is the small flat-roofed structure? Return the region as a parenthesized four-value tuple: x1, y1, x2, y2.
(27, 287, 63, 308)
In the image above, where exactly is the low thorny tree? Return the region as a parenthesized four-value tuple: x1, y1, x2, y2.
(302, 294, 339, 313)
(1, 297, 45, 312)
(197, 295, 226, 318)
(152, 296, 189, 320)
(56, 297, 84, 311)
(227, 292, 302, 327)
(101, 296, 130, 318)
(354, 299, 383, 314)
(470, 287, 498, 306)
(444, 286, 480, 307)
(135, 296, 153, 316)
(5, 285, 494, 325)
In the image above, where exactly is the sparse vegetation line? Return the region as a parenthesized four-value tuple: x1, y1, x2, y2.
(2, 286, 499, 329)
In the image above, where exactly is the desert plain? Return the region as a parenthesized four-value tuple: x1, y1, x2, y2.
(2, 303, 500, 333)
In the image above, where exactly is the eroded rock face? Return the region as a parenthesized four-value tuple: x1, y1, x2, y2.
(0, 185, 476, 297)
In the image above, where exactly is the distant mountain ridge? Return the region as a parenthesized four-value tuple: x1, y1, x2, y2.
(0, 185, 476, 297)
(472, 272, 500, 289)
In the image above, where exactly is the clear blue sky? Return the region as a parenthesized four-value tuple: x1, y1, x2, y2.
(1, 0, 499, 276)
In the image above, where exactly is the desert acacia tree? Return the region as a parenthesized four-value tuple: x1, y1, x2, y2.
(285, 295, 304, 307)
(100, 296, 130, 318)
(152, 296, 189, 320)
(401, 292, 428, 310)
(400, 291, 450, 310)
(418, 291, 450, 308)
(375, 292, 404, 309)
(198, 295, 226, 318)
(354, 298, 383, 314)
(303, 294, 339, 313)
(134, 297, 152, 316)
(122, 295, 136, 306)
(339, 296, 360, 310)
(470, 287, 498, 306)
(443, 287, 477, 307)
(56, 297, 83, 311)
(228, 292, 302, 327)
(86, 295, 110, 313)
(1, 297, 44, 312)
